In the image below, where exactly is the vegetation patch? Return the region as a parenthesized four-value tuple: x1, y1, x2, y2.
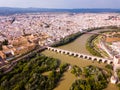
(116, 69, 120, 89)
(0, 53, 69, 90)
(86, 34, 102, 57)
(52, 31, 83, 47)
(70, 65, 111, 90)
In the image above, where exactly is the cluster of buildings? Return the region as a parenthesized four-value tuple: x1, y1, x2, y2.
(0, 13, 120, 41)
(105, 32, 120, 55)
(98, 31, 120, 84)
(0, 13, 120, 66)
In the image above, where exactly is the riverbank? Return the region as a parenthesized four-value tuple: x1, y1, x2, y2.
(86, 34, 102, 57)
(52, 26, 120, 48)
(86, 29, 120, 58)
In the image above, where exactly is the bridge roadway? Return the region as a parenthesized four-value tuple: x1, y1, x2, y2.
(47, 47, 113, 64)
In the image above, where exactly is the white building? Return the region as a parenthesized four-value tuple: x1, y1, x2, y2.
(111, 42, 120, 54)
(110, 76, 118, 84)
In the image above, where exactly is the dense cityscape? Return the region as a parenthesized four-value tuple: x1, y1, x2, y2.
(0, 13, 120, 61)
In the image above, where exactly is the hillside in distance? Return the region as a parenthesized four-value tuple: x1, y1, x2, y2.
(0, 7, 120, 15)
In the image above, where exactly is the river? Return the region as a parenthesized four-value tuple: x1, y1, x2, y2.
(42, 28, 118, 90)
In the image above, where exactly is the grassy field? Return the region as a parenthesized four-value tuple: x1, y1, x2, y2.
(93, 35, 110, 57)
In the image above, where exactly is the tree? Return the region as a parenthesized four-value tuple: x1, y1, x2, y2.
(71, 65, 82, 77)
(105, 65, 113, 70)
(0, 44, 2, 50)
(2, 39, 8, 45)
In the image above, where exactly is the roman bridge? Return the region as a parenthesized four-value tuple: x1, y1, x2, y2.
(47, 47, 113, 64)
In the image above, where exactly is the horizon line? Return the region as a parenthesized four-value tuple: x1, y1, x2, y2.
(0, 7, 120, 10)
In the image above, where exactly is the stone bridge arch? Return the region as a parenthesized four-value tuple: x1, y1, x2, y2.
(88, 57, 92, 60)
(59, 50, 62, 53)
(98, 59, 103, 63)
(73, 53, 78, 57)
(84, 56, 88, 59)
(108, 61, 113, 64)
(54, 49, 58, 52)
(62, 51, 66, 54)
(47, 47, 113, 64)
(78, 54, 84, 58)
(69, 52, 74, 56)
(93, 58, 97, 61)
(103, 60, 108, 63)
(75, 53, 79, 57)
(52, 48, 55, 52)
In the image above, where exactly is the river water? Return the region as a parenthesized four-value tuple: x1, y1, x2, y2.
(41, 28, 118, 90)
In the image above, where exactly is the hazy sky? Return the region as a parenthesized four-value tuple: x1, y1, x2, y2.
(0, 0, 120, 9)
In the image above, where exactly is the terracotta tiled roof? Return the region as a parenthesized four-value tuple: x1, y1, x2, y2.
(0, 51, 6, 59)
